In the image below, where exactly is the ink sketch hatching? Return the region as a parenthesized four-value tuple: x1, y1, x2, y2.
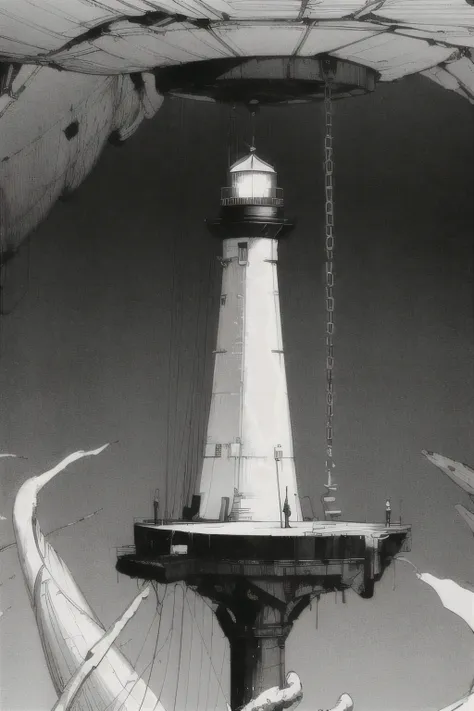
(0, 2, 473, 711)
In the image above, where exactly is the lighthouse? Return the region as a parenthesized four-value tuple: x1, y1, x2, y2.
(117, 149, 411, 709)
(198, 149, 302, 524)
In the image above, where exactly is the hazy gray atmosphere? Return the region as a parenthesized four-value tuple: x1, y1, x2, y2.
(1, 75, 473, 710)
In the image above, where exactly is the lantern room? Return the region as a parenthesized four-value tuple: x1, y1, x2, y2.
(221, 148, 283, 207)
(207, 148, 293, 240)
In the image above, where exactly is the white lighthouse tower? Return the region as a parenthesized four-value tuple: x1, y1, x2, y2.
(118, 148, 411, 711)
(196, 149, 302, 523)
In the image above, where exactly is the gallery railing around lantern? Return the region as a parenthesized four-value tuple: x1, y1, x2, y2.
(220, 186, 284, 207)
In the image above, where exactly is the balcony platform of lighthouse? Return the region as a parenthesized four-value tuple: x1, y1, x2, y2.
(117, 519, 411, 598)
(117, 518, 411, 708)
(117, 148, 411, 709)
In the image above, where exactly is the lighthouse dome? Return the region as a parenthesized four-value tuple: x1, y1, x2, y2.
(228, 150, 278, 200)
(230, 151, 276, 174)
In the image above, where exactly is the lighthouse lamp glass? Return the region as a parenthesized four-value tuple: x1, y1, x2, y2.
(235, 172, 272, 199)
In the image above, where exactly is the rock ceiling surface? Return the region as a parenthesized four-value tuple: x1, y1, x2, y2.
(0, 0, 473, 248)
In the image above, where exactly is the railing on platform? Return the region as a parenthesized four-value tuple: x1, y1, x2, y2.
(220, 186, 284, 207)
(116, 544, 135, 557)
(133, 517, 183, 525)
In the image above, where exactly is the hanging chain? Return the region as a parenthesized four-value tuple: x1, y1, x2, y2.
(323, 75, 336, 498)
(250, 108, 257, 151)
(228, 104, 237, 168)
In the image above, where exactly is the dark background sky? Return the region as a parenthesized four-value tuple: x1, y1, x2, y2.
(0, 74, 473, 711)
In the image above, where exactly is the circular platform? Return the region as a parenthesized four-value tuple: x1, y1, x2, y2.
(139, 519, 409, 538)
(118, 518, 411, 603)
(154, 56, 377, 105)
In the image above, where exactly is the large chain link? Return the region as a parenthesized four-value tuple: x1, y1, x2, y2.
(323, 77, 336, 500)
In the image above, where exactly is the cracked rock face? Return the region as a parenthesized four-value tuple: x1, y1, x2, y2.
(1, 6, 474, 260)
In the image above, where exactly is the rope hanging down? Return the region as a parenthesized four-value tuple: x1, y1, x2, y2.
(322, 71, 342, 521)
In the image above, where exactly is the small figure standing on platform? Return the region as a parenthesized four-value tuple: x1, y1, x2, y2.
(153, 490, 160, 525)
(283, 487, 291, 528)
(385, 498, 391, 527)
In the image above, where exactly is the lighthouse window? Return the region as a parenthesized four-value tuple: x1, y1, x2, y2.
(235, 172, 272, 199)
(230, 442, 241, 458)
(220, 294, 227, 306)
(274, 446, 283, 461)
(238, 242, 248, 265)
(215, 444, 222, 458)
(64, 120, 79, 140)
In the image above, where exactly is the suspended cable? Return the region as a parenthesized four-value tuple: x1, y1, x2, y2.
(227, 104, 237, 168)
(132, 600, 161, 668)
(116, 618, 175, 711)
(48, 507, 103, 538)
(136, 583, 172, 711)
(183, 284, 204, 505)
(165, 99, 189, 518)
(188, 337, 203, 493)
(204, 610, 213, 711)
(176, 378, 193, 512)
(236, 105, 242, 163)
(110, 586, 163, 711)
(187, 247, 218, 503)
(106, 657, 157, 711)
(249, 107, 257, 151)
(320, 69, 342, 522)
(184, 270, 207, 507)
(181, 333, 199, 485)
(179, 106, 235, 509)
(165, 173, 179, 518)
(191, 258, 217, 503)
(183, 591, 194, 711)
(172, 585, 186, 711)
(105, 647, 155, 711)
(151, 583, 180, 711)
(169, 101, 189, 519)
(0, 507, 103, 554)
(177, 266, 204, 512)
(213, 645, 227, 711)
(196, 596, 204, 711)
(116, 593, 161, 711)
(170, 299, 184, 517)
(184, 593, 230, 707)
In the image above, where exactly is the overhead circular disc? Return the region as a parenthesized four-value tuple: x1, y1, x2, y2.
(154, 56, 378, 105)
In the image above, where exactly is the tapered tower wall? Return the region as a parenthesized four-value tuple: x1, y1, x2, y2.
(197, 236, 302, 522)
